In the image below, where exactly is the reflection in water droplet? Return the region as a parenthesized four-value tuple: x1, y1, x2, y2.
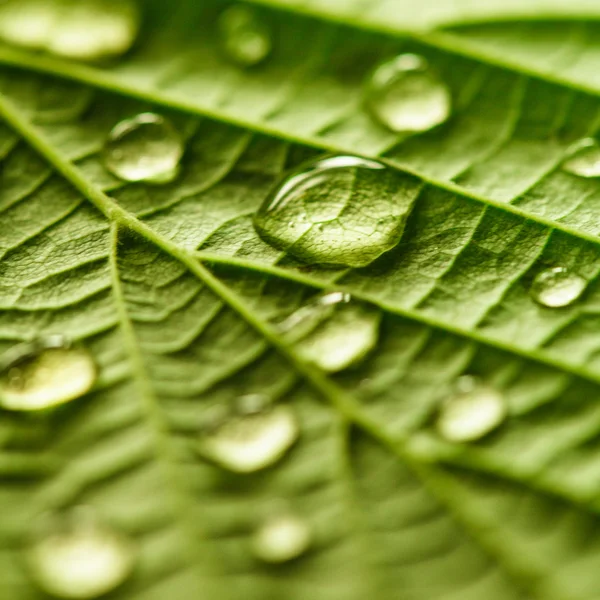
(251, 512, 311, 564)
(27, 507, 136, 599)
(530, 267, 587, 308)
(278, 292, 379, 372)
(437, 376, 507, 443)
(254, 155, 416, 267)
(0, 336, 97, 411)
(0, 0, 139, 61)
(364, 54, 451, 133)
(197, 404, 299, 473)
(103, 113, 184, 184)
(561, 138, 600, 178)
(218, 5, 272, 67)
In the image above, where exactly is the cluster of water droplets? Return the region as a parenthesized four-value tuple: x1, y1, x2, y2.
(0, 0, 139, 61)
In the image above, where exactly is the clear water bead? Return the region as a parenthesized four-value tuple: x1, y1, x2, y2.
(561, 138, 600, 178)
(437, 376, 507, 443)
(254, 155, 416, 267)
(218, 5, 272, 67)
(0, 336, 97, 411)
(364, 53, 451, 133)
(0, 0, 139, 61)
(251, 513, 311, 564)
(27, 508, 136, 599)
(197, 404, 299, 473)
(103, 113, 184, 184)
(279, 292, 380, 372)
(530, 267, 587, 308)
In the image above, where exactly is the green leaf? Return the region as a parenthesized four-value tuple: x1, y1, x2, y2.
(3, 2, 600, 600)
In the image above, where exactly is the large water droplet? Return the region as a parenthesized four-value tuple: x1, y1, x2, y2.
(530, 267, 587, 308)
(197, 403, 299, 473)
(561, 138, 600, 178)
(254, 155, 416, 267)
(103, 113, 184, 184)
(0, 336, 97, 412)
(27, 507, 136, 599)
(436, 376, 507, 443)
(218, 5, 272, 67)
(251, 512, 311, 564)
(0, 0, 139, 61)
(364, 54, 451, 133)
(279, 292, 380, 372)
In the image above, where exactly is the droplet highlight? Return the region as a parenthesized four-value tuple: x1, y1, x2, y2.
(254, 155, 417, 267)
(364, 54, 451, 133)
(530, 267, 587, 308)
(561, 138, 600, 178)
(218, 5, 272, 67)
(103, 113, 184, 184)
(279, 292, 380, 372)
(27, 507, 136, 599)
(0, 0, 139, 61)
(251, 513, 311, 563)
(436, 376, 507, 443)
(197, 403, 299, 473)
(0, 336, 97, 412)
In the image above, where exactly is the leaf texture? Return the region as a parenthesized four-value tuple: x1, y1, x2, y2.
(2, 2, 600, 600)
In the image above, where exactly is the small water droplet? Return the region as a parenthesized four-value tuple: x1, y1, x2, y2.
(0, 336, 97, 412)
(364, 53, 451, 133)
(561, 138, 600, 178)
(278, 292, 379, 372)
(251, 512, 311, 563)
(103, 113, 184, 184)
(436, 376, 507, 443)
(218, 5, 272, 67)
(254, 155, 415, 267)
(530, 267, 587, 308)
(0, 0, 139, 61)
(197, 404, 299, 473)
(27, 507, 136, 599)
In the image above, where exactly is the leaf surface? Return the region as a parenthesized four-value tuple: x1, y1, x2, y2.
(2, 3, 600, 600)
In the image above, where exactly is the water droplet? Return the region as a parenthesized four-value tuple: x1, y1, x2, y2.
(218, 5, 272, 67)
(103, 113, 184, 184)
(197, 404, 299, 473)
(254, 155, 415, 267)
(0, 0, 139, 61)
(27, 507, 136, 599)
(278, 292, 379, 372)
(0, 336, 97, 412)
(561, 138, 600, 178)
(436, 376, 507, 443)
(364, 54, 451, 133)
(251, 513, 311, 563)
(530, 267, 587, 308)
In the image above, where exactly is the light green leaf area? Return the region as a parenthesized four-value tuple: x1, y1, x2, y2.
(3, 2, 600, 600)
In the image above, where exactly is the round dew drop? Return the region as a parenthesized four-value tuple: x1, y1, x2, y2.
(218, 5, 272, 67)
(0, 336, 97, 412)
(530, 267, 587, 308)
(278, 292, 380, 372)
(197, 404, 299, 473)
(251, 513, 311, 564)
(103, 113, 184, 184)
(437, 376, 507, 443)
(254, 155, 416, 267)
(26, 508, 136, 599)
(561, 138, 600, 178)
(364, 53, 451, 133)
